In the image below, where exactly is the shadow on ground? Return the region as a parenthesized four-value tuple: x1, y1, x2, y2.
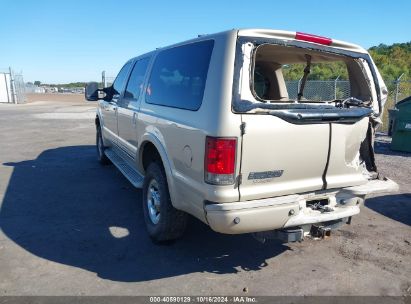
(0, 146, 288, 282)
(365, 193, 411, 227)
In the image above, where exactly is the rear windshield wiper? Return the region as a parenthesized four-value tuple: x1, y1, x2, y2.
(234, 99, 336, 112)
(297, 54, 312, 102)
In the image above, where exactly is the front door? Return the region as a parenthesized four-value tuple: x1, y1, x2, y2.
(117, 57, 150, 159)
(101, 61, 133, 146)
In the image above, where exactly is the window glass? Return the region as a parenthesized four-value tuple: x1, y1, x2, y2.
(112, 61, 133, 96)
(146, 40, 214, 111)
(125, 58, 150, 100)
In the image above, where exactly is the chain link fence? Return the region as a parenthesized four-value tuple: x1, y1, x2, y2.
(286, 78, 411, 133)
(0, 68, 26, 104)
(12, 72, 26, 103)
(286, 79, 351, 101)
(381, 78, 411, 133)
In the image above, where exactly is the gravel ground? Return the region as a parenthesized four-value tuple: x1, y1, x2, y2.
(0, 97, 410, 296)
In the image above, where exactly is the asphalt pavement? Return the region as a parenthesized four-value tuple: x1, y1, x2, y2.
(0, 98, 410, 296)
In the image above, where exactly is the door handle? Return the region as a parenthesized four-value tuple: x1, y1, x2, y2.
(108, 102, 117, 111)
(132, 112, 137, 125)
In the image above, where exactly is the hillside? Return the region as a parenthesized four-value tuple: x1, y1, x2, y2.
(369, 42, 411, 81)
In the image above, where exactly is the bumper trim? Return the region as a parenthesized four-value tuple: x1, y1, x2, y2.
(283, 205, 360, 228)
(205, 194, 300, 211)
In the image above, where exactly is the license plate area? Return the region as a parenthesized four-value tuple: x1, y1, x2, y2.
(306, 198, 333, 212)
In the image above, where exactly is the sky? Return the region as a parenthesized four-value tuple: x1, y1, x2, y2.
(0, 0, 409, 84)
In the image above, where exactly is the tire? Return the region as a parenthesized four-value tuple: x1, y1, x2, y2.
(96, 127, 110, 165)
(142, 162, 187, 243)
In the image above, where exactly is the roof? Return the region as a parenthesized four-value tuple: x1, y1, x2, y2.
(237, 28, 368, 53)
(130, 28, 369, 62)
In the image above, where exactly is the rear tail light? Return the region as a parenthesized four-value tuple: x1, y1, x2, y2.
(205, 136, 236, 185)
(295, 32, 332, 46)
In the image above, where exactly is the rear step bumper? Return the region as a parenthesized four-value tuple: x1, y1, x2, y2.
(204, 178, 398, 234)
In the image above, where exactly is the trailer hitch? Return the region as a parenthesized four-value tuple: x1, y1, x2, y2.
(310, 225, 331, 238)
(310, 218, 349, 239)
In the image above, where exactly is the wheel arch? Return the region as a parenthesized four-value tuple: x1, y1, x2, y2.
(138, 135, 181, 210)
(95, 115, 101, 129)
(95, 106, 104, 128)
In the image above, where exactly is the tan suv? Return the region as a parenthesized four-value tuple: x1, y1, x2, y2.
(85, 29, 398, 243)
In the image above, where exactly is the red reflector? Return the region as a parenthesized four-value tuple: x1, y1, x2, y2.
(205, 137, 236, 174)
(295, 32, 332, 46)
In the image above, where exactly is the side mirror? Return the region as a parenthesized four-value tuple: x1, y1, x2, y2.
(85, 82, 99, 101)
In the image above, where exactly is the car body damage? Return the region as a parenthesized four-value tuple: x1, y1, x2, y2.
(233, 31, 388, 116)
(232, 32, 390, 205)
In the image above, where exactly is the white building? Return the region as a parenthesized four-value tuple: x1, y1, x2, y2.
(0, 72, 13, 103)
(0, 69, 25, 103)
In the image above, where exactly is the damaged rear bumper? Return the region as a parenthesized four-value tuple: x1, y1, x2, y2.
(204, 178, 398, 234)
(338, 177, 398, 196)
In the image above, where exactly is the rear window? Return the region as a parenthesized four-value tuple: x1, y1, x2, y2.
(251, 44, 371, 104)
(146, 40, 214, 111)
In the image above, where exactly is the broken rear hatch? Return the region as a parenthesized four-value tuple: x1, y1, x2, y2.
(233, 31, 388, 201)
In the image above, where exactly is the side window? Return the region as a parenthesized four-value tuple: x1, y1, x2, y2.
(254, 66, 271, 99)
(146, 40, 214, 111)
(124, 58, 150, 100)
(112, 61, 133, 96)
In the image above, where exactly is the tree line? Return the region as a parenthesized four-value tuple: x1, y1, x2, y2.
(369, 42, 411, 81)
(282, 42, 411, 83)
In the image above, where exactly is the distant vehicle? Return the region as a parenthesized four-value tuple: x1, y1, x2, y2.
(85, 29, 398, 243)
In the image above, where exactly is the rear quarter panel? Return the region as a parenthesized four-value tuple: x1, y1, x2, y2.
(136, 31, 242, 222)
(326, 118, 369, 189)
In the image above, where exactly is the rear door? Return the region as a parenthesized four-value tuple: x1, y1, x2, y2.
(236, 40, 376, 201)
(239, 115, 330, 201)
(239, 115, 370, 201)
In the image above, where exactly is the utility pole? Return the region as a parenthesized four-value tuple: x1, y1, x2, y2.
(9, 67, 17, 104)
(102, 71, 106, 88)
(395, 73, 404, 104)
(334, 75, 340, 100)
